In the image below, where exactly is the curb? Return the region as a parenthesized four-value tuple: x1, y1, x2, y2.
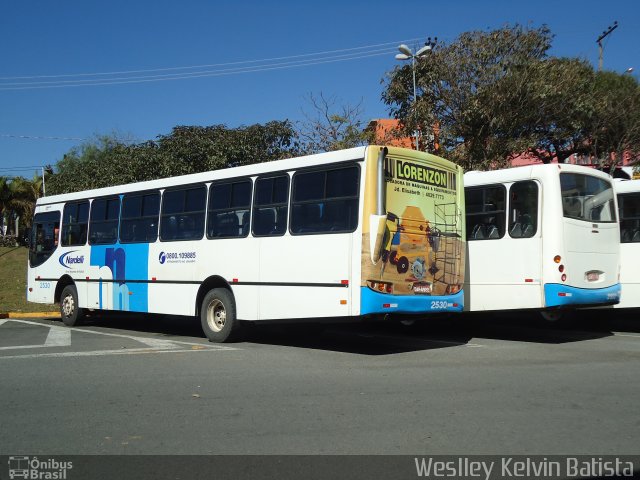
(0, 312, 61, 319)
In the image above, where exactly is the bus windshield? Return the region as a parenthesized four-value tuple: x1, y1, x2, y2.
(560, 173, 616, 223)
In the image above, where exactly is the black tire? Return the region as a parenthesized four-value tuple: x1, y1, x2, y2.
(59, 284, 84, 327)
(200, 288, 242, 343)
(397, 256, 409, 274)
(389, 250, 398, 265)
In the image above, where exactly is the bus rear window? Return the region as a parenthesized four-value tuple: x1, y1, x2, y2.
(560, 173, 616, 223)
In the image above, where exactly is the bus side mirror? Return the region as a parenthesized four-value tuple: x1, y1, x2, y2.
(369, 214, 387, 264)
(23, 228, 31, 248)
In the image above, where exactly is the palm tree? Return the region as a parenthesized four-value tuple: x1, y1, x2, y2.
(8, 175, 44, 234)
(0, 176, 11, 235)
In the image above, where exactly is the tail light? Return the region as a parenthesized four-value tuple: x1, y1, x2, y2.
(445, 284, 461, 295)
(367, 280, 393, 294)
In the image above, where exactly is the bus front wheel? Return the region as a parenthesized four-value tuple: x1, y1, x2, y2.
(60, 285, 84, 327)
(200, 288, 241, 343)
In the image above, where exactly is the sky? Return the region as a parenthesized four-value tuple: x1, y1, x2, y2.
(1, 0, 639, 180)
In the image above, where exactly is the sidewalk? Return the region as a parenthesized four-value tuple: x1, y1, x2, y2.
(0, 311, 60, 319)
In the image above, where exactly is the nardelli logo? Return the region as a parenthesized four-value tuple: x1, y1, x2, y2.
(159, 252, 166, 264)
(59, 250, 85, 269)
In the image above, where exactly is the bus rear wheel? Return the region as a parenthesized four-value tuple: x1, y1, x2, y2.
(200, 288, 241, 343)
(60, 285, 84, 327)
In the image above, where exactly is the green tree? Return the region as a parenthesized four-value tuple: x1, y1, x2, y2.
(8, 175, 44, 229)
(383, 25, 640, 171)
(382, 25, 552, 169)
(490, 57, 598, 164)
(382, 25, 554, 169)
(46, 135, 126, 195)
(589, 71, 640, 172)
(47, 122, 299, 195)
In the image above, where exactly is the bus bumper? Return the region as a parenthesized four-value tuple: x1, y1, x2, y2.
(544, 283, 621, 307)
(360, 287, 464, 315)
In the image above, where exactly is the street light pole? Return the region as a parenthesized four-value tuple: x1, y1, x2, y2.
(396, 43, 432, 150)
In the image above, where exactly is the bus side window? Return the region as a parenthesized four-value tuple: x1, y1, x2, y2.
(509, 181, 539, 239)
(61, 201, 89, 246)
(120, 191, 160, 243)
(89, 197, 121, 245)
(160, 186, 206, 242)
(290, 165, 359, 235)
(252, 175, 289, 237)
(464, 185, 506, 241)
(207, 179, 252, 239)
(619, 192, 640, 243)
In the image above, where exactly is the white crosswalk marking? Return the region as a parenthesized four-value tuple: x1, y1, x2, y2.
(43, 326, 72, 347)
(0, 319, 236, 359)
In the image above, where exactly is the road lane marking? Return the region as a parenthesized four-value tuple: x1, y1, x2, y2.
(0, 319, 237, 358)
(613, 333, 640, 339)
(0, 346, 236, 360)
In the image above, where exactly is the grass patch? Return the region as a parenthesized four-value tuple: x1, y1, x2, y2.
(0, 247, 55, 312)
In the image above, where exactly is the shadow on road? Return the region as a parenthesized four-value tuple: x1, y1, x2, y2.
(64, 307, 638, 353)
(244, 320, 475, 355)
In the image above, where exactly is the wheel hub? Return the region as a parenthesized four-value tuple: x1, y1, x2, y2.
(206, 299, 226, 332)
(62, 295, 74, 317)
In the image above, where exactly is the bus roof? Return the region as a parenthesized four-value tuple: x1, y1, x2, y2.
(463, 163, 614, 187)
(614, 178, 640, 194)
(38, 145, 460, 206)
(38, 146, 369, 205)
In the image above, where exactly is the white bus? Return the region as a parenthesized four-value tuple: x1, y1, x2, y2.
(615, 178, 640, 309)
(463, 164, 620, 320)
(27, 145, 465, 342)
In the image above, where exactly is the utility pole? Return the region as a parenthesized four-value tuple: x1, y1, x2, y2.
(597, 21, 618, 71)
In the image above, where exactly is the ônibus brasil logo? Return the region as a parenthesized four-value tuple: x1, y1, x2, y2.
(58, 250, 85, 269)
(159, 252, 166, 264)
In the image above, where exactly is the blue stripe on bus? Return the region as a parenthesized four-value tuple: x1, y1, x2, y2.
(543, 283, 621, 307)
(360, 287, 464, 315)
(90, 243, 150, 312)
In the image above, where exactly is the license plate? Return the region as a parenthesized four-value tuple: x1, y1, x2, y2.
(412, 282, 432, 294)
(586, 272, 600, 282)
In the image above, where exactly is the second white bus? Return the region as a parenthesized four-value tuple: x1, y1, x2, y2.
(463, 164, 621, 320)
(615, 178, 640, 309)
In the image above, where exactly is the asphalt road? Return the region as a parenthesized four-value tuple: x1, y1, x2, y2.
(1, 310, 639, 457)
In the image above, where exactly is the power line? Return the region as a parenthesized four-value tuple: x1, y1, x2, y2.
(0, 134, 84, 141)
(0, 165, 49, 172)
(0, 37, 424, 81)
(0, 37, 427, 91)
(0, 48, 398, 90)
(0, 47, 396, 88)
